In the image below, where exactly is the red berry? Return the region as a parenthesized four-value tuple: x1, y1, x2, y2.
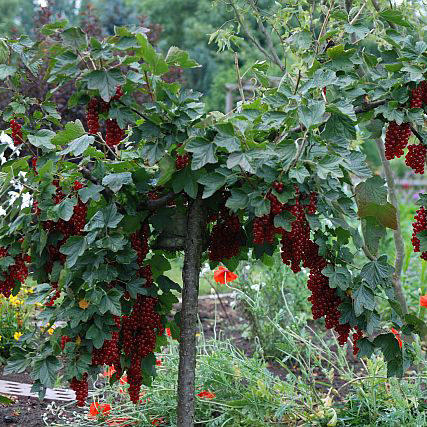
(385, 121, 411, 160)
(87, 98, 99, 134)
(405, 144, 426, 174)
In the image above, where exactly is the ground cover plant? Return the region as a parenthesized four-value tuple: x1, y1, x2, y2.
(2, 1, 427, 426)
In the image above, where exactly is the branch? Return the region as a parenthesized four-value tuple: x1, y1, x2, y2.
(409, 124, 424, 144)
(229, 0, 280, 68)
(247, 0, 285, 71)
(375, 138, 408, 315)
(138, 192, 177, 211)
(79, 167, 114, 201)
(234, 53, 245, 103)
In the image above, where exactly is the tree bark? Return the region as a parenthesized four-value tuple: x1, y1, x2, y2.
(177, 190, 205, 427)
(375, 139, 408, 315)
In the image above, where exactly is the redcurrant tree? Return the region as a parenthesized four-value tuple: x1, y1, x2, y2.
(1, 2, 427, 426)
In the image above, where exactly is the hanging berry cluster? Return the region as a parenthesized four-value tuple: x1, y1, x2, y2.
(38, 180, 88, 305)
(250, 186, 354, 346)
(86, 86, 125, 146)
(208, 204, 243, 262)
(412, 206, 427, 261)
(70, 374, 88, 407)
(0, 249, 31, 298)
(175, 144, 190, 170)
(10, 119, 23, 146)
(385, 82, 427, 173)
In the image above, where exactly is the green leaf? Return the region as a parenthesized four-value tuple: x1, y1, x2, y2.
(380, 9, 411, 27)
(28, 130, 56, 150)
(78, 184, 104, 203)
(354, 283, 375, 316)
(54, 197, 76, 221)
(59, 236, 87, 268)
(298, 100, 325, 129)
(273, 211, 295, 232)
(357, 338, 375, 358)
(361, 256, 394, 289)
(251, 195, 270, 217)
(186, 137, 217, 170)
(0, 395, 13, 404)
(289, 165, 310, 183)
(61, 27, 87, 49)
(103, 203, 124, 229)
(59, 135, 94, 156)
(99, 289, 121, 316)
(165, 46, 200, 68)
(198, 173, 226, 199)
(86, 69, 125, 102)
(373, 333, 402, 362)
(362, 217, 386, 257)
(102, 172, 132, 192)
(0, 65, 16, 79)
(226, 189, 249, 211)
(172, 167, 198, 198)
(136, 34, 169, 75)
(213, 124, 240, 153)
(157, 155, 175, 186)
(317, 155, 344, 179)
(227, 152, 254, 173)
(33, 356, 60, 389)
(157, 275, 181, 293)
(322, 265, 351, 291)
(358, 202, 397, 230)
(52, 121, 85, 146)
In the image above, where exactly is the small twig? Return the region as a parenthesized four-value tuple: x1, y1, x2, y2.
(314, 0, 335, 58)
(137, 192, 177, 211)
(143, 71, 155, 102)
(349, 0, 368, 25)
(294, 70, 302, 95)
(79, 166, 114, 201)
(234, 53, 245, 104)
(409, 124, 424, 144)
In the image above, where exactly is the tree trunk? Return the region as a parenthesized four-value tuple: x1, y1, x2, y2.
(177, 191, 205, 427)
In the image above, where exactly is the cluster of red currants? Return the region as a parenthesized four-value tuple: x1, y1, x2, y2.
(70, 374, 88, 407)
(10, 119, 23, 146)
(39, 180, 87, 305)
(412, 206, 427, 260)
(0, 249, 31, 298)
(86, 86, 125, 147)
(208, 206, 242, 261)
(385, 82, 427, 173)
(175, 144, 190, 170)
(92, 316, 121, 368)
(121, 296, 164, 403)
(352, 327, 364, 356)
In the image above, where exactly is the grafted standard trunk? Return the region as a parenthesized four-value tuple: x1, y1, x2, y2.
(177, 191, 205, 427)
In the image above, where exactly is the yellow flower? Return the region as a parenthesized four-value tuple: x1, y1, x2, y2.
(0, 335, 2, 341)
(48, 328, 54, 335)
(14, 332, 22, 341)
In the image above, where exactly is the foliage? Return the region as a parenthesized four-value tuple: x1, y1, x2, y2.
(1, 0, 427, 408)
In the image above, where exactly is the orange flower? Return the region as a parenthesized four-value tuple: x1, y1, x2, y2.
(391, 328, 403, 348)
(420, 295, 427, 308)
(166, 328, 171, 337)
(151, 418, 164, 426)
(156, 358, 162, 367)
(103, 365, 116, 378)
(213, 266, 238, 285)
(196, 390, 216, 399)
(89, 402, 111, 417)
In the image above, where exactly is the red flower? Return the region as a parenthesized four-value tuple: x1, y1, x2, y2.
(197, 390, 216, 399)
(420, 295, 427, 308)
(120, 375, 128, 385)
(89, 402, 111, 416)
(166, 328, 171, 337)
(213, 266, 238, 285)
(391, 328, 403, 348)
(151, 418, 164, 426)
(156, 358, 162, 367)
(103, 365, 116, 378)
